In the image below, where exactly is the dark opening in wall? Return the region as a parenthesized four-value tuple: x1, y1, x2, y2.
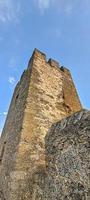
(16, 94, 19, 100)
(15, 93, 19, 104)
(60, 66, 65, 72)
(0, 141, 6, 164)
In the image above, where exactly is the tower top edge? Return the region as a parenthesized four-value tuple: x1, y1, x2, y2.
(28, 48, 70, 72)
(32, 48, 46, 60)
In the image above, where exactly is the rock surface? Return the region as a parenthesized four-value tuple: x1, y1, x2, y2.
(45, 109, 90, 200)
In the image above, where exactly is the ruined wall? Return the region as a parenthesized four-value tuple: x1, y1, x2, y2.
(0, 49, 82, 200)
(45, 109, 90, 200)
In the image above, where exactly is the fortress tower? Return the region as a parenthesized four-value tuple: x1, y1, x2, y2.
(0, 49, 82, 200)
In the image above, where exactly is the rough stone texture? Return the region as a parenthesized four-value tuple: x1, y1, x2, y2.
(45, 109, 90, 200)
(0, 49, 82, 200)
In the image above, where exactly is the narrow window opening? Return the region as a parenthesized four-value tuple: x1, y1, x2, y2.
(15, 93, 19, 104)
(16, 94, 19, 100)
(0, 141, 6, 164)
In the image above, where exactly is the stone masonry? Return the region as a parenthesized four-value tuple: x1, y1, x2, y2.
(0, 49, 82, 200)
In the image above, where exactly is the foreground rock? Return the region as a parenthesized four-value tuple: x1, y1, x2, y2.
(45, 109, 90, 200)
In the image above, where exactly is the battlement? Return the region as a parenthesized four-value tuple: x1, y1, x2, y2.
(28, 48, 71, 74)
(48, 58, 60, 68)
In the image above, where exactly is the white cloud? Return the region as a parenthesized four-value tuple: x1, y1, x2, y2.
(38, 0, 50, 9)
(3, 112, 7, 116)
(35, 0, 74, 14)
(8, 76, 16, 85)
(0, 112, 7, 116)
(35, 0, 51, 13)
(0, 0, 21, 23)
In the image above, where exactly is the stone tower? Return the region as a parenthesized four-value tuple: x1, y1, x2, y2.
(0, 49, 82, 200)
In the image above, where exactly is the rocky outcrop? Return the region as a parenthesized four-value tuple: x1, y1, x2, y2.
(45, 109, 90, 200)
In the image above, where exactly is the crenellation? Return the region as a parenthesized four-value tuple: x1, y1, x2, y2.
(48, 58, 60, 68)
(60, 66, 70, 73)
(28, 49, 71, 77)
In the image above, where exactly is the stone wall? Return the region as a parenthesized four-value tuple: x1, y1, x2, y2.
(45, 109, 90, 200)
(0, 68, 32, 200)
(0, 49, 82, 200)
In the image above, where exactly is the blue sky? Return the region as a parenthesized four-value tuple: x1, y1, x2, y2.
(0, 0, 90, 134)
